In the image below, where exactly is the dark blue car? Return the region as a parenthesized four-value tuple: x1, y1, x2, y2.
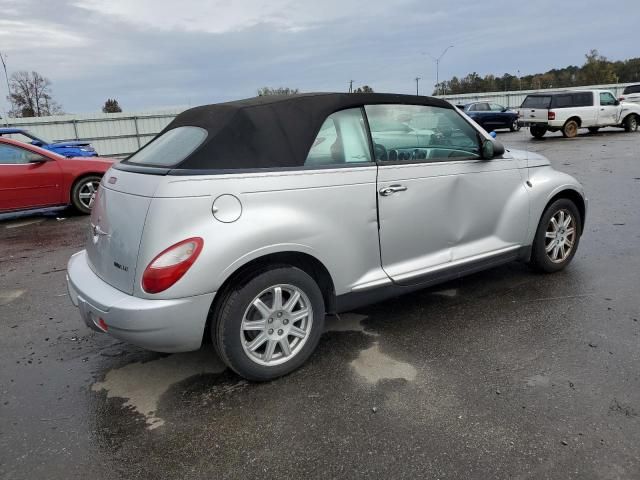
(0, 127, 98, 157)
(457, 102, 521, 132)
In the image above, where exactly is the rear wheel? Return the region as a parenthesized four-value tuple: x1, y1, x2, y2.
(562, 120, 579, 138)
(588, 127, 600, 134)
(530, 125, 547, 139)
(213, 267, 325, 381)
(71, 175, 101, 214)
(624, 114, 638, 132)
(529, 199, 582, 273)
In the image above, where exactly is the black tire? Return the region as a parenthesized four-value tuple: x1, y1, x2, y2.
(510, 119, 521, 132)
(530, 125, 547, 139)
(213, 267, 325, 381)
(70, 175, 101, 214)
(624, 114, 638, 132)
(562, 120, 579, 138)
(529, 198, 582, 273)
(588, 127, 600, 134)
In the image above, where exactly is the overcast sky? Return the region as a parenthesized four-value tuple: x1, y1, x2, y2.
(1, 0, 639, 114)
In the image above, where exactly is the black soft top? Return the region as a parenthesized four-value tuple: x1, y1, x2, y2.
(124, 93, 453, 173)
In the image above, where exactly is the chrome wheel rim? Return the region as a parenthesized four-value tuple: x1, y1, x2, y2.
(241, 284, 313, 366)
(631, 117, 638, 131)
(78, 180, 100, 209)
(544, 209, 576, 263)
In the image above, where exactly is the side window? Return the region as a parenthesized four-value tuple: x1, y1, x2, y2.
(489, 104, 504, 111)
(600, 92, 617, 106)
(365, 104, 480, 162)
(0, 144, 45, 164)
(305, 108, 372, 166)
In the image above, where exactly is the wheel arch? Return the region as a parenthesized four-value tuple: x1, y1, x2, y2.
(564, 116, 582, 127)
(204, 251, 337, 344)
(544, 188, 586, 233)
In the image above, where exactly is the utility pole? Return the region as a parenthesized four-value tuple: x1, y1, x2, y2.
(426, 45, 454, 95)
(415, 77, 421, 96)
(0, 51, 11, 124)
(348, 80, 354, 93)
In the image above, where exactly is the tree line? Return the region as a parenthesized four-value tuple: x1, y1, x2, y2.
(435, 50, 640, 95)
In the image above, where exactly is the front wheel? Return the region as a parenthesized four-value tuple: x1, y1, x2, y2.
(71, 175, 101, 214)
(510, 119, 521, 132)
(529, 199, 582, 273)
(624, 114, 638, 132)
(213, 267, 325, 381)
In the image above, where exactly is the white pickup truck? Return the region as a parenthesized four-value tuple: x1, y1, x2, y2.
(518, 89, 640, 138)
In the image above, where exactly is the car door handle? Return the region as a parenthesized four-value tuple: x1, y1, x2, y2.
(379, 185, 407, 196)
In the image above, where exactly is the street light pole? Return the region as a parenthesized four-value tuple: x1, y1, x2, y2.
(415, 77, 421, 96)
(427, 45, 454, 96)
(0, 51, 12, 123)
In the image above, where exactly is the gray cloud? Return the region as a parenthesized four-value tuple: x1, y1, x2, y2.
(1, 0, 638, 114)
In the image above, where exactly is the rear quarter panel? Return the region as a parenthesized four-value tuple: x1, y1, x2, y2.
(134, 166, 381, 300)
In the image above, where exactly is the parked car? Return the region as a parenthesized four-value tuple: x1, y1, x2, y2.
(619, 84, 640, 104)
(0, 127, 98, 157)
(518, 90, 640, 138)
(457, 102, 520, 132)
(67, 93, 587, 381)
(0, 137, 114, 214)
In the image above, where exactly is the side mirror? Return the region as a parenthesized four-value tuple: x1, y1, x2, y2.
(30, 140, 44, 147)
(27, 153, 48, 163)
(481, 138, 504, 160)
(614, 100, 620, 106)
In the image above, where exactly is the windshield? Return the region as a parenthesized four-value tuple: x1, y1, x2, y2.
(124, 126, 208, 167)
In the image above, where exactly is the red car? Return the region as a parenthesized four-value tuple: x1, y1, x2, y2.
(0, 137, 115, 214)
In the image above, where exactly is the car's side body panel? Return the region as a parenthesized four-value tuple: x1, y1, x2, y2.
(129, 165, 381, 300)
(376, 156, 529, 285)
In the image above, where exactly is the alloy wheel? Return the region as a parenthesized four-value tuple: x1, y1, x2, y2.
(78, 180, 100, 210)
(544, 209, 576, 263)
(240, 284, 313, 366)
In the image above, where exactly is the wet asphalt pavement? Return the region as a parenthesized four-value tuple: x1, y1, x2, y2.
(1, 128, 639, 479)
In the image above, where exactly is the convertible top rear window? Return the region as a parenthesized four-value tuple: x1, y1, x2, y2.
(124, 126, 207, 167)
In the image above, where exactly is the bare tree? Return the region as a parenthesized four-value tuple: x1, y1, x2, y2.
(7, 71, 63, 117)
(354, 85, 374, 93)
(257, 87, 299, 96)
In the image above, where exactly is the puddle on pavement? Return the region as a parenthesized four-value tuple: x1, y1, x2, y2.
(325, 312, 378, 336)
(431, 288, 459, 298)
(0, 289, 26, 306)
(4, 218, 45, 229)
(525, 374, 551, 388)
(92, 349, 226, 429)
(351, 342, 417, 384)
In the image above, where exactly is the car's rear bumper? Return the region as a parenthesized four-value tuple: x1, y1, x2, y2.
(66, 250, 215, 353)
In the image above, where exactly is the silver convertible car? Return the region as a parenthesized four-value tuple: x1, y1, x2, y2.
(67, 93, 586, 381)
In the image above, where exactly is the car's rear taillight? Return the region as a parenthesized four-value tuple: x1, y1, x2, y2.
(548, 111, 556, 120)
(142, 238, 204, 293)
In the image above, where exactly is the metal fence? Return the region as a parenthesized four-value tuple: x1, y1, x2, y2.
(2, 109, 186, 157)
(1, 82, 635, 157)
